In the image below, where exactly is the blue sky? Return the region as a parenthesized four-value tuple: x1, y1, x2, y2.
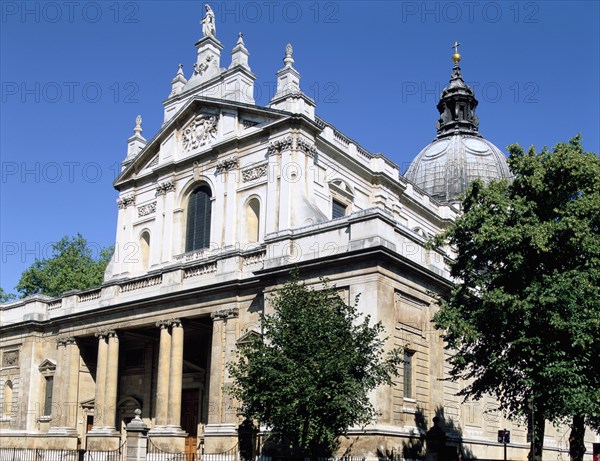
(1, 1, 599, 295)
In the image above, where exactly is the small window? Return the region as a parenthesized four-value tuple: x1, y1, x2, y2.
(44, 377, 53, 416)
(186, 185, 213, 252)
(332, 199, 346, 219)
(403, 350, 414, 399)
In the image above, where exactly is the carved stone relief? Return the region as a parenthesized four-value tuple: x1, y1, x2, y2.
(242, 163, 268, 182)
(137, 201, 157, 217)
(2, 350, 19, 368)
(182, 114, 219, 151)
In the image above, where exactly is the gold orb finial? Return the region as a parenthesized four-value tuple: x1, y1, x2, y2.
(452, 41, 461, 63)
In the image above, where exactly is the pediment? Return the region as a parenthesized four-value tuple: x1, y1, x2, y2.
(114, 97, 289, 186)
(237, 330, 261, 345)
(38, 359, 56, 372)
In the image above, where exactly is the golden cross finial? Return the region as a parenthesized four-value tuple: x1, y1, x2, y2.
(452, 41, 461, 63)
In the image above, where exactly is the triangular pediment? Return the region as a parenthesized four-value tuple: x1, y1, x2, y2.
(114, 97, 292, 187)
(38, 359, 56, 372)
(237, 330, 262, 345)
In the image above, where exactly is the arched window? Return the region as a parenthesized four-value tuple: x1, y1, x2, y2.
(246, 198, 260, 243)
(186, 185, 212, 252)
(3, 381, 13, 417)
(140, 232, 150, 269)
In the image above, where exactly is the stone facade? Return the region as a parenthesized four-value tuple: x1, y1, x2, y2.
(0, 6, 596, 461)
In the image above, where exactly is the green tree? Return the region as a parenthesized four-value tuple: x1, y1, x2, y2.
(228, 273, 402, 458)
(432, 136, 600, 461)
(0, 288, 17, 303)
(16, 234, 113, 298)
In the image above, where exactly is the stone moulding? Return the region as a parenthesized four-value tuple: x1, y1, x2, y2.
(241, 163, 268, 182)
(137, 201, 157, 217)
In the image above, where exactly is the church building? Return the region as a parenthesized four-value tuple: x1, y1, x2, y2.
(0, 4, 591, 461)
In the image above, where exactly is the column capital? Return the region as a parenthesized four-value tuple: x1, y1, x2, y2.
(169, 318, 183, 328)
(156, 320, 170, 329)
(211, 307, 239, 321)
(96, 329, 117, 339)
(57, 337, 68, 347)
(64, 336, 77, 345)
(106, 330, 118, 339)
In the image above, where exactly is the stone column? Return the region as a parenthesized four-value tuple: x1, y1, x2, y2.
(223, 311, 239, 424)
(167, 319, 184, 429)
(91, 332, 108, 430)
(154, 321, 171, 428)
(207, 312, 226, 425)
(104, 330, 119, 431)
(50, 339, 66, 429)
(205, 308, 239, 453)
(64, 337, 80, 429)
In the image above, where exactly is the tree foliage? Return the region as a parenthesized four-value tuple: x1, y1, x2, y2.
(432, 136, 600, 461)
(0, 288, 17, 303)
(228, 273, 402, 457)
(16, 234, 113, 298)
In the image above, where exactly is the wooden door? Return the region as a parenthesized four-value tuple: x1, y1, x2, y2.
(181, 388, 200, 457)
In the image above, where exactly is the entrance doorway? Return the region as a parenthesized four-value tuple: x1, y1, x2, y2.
(182, 388, 200, 456)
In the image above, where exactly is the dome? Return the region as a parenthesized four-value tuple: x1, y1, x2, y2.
(405, 134, 510, 203)
(404, 44, 511, 203)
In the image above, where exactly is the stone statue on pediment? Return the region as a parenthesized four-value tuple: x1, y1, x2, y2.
(201, 4, 216, 38)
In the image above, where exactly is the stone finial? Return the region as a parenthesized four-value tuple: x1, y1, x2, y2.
(133, 115, 143, 137)
(134, 408, 142, 420)
(284, 43, 294, 67)
(237, 32, 244, 46)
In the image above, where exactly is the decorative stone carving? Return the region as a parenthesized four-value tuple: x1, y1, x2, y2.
(267, 136, 293, 155)
(2, 350, 18, 367)
(210, 307, 239, 320)
(215, 156, 239, 174)
(296, 138, 317, 157)
(182, 114, 218, 151)
(242, 163, 268, 182)
(155, 179, 176, 196)
(117, 194, 136, 209)
(137, 201, 157, 218)
(148, 155, 159, 168)
(242, 119, 259, 129)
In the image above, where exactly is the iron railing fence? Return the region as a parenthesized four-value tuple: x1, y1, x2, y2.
(146, 438, 197, 461)
(0, 448, 82, 461)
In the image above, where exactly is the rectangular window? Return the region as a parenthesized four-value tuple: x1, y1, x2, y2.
(44, 377, 53, 416)
(403, 350, 414, 399)
(332, 199, 346, 219)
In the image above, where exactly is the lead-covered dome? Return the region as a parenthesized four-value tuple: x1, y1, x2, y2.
(405, 45, 511, 203)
